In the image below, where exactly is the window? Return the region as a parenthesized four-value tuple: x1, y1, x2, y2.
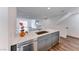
(16, 18, 37, 35)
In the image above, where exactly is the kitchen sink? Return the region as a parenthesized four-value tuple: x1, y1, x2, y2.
(36, 31, 48, 35)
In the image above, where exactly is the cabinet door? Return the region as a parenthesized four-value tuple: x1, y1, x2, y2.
(37, 36, 48, 51)
(50, 32, 59, 46)
(37, 32, 59, 51)
(37, 34, 51, 51)
(46, 34, 52, 49)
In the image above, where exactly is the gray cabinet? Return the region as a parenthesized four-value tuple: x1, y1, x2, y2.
(22, 44, 34, 51)
(18, 40, 34, 51)
(37, 31, 59, 51)
(50, 32, 59, 46)
(11, 40, 34, 51)
(37, 34, 51, 51)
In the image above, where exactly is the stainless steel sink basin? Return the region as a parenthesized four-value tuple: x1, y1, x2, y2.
(36, 31, 48, 35)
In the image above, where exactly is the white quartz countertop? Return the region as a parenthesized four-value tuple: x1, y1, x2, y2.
(11, 29, 59, 45)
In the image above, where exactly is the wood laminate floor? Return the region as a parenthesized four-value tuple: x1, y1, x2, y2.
(49, 36, 79, 51)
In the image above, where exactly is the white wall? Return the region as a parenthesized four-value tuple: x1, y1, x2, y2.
(42, 12, 79, 38)
(55, 21, 67, 38)
(41, 18, 67, 38)
(55, 13, 79, 38)
(0, 7, 16, 51)
(65, 14, 79, 38)
(0, 8, 8, 50)
(8, 7, 16, 50)
(41, 19, 57, 29)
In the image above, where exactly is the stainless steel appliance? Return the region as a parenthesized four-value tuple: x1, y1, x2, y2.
(11, 40, 34, 51)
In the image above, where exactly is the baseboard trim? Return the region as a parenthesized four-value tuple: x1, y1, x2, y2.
(60, 36, 67, 39)
(67, 35, 79, 39)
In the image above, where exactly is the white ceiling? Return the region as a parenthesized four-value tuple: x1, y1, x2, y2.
(17, 7, 79, 19)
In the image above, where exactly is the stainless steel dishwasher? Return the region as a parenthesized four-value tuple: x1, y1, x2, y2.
(18, 40, 34, 51)
(11, 40, 34, 51)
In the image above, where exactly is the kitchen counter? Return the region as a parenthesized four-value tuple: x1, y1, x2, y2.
(11, 29, 59, 45)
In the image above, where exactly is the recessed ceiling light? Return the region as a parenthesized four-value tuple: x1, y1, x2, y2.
(48, 7, 51, 10)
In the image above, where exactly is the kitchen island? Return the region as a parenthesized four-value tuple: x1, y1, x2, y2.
(11, 29, 59, 51)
